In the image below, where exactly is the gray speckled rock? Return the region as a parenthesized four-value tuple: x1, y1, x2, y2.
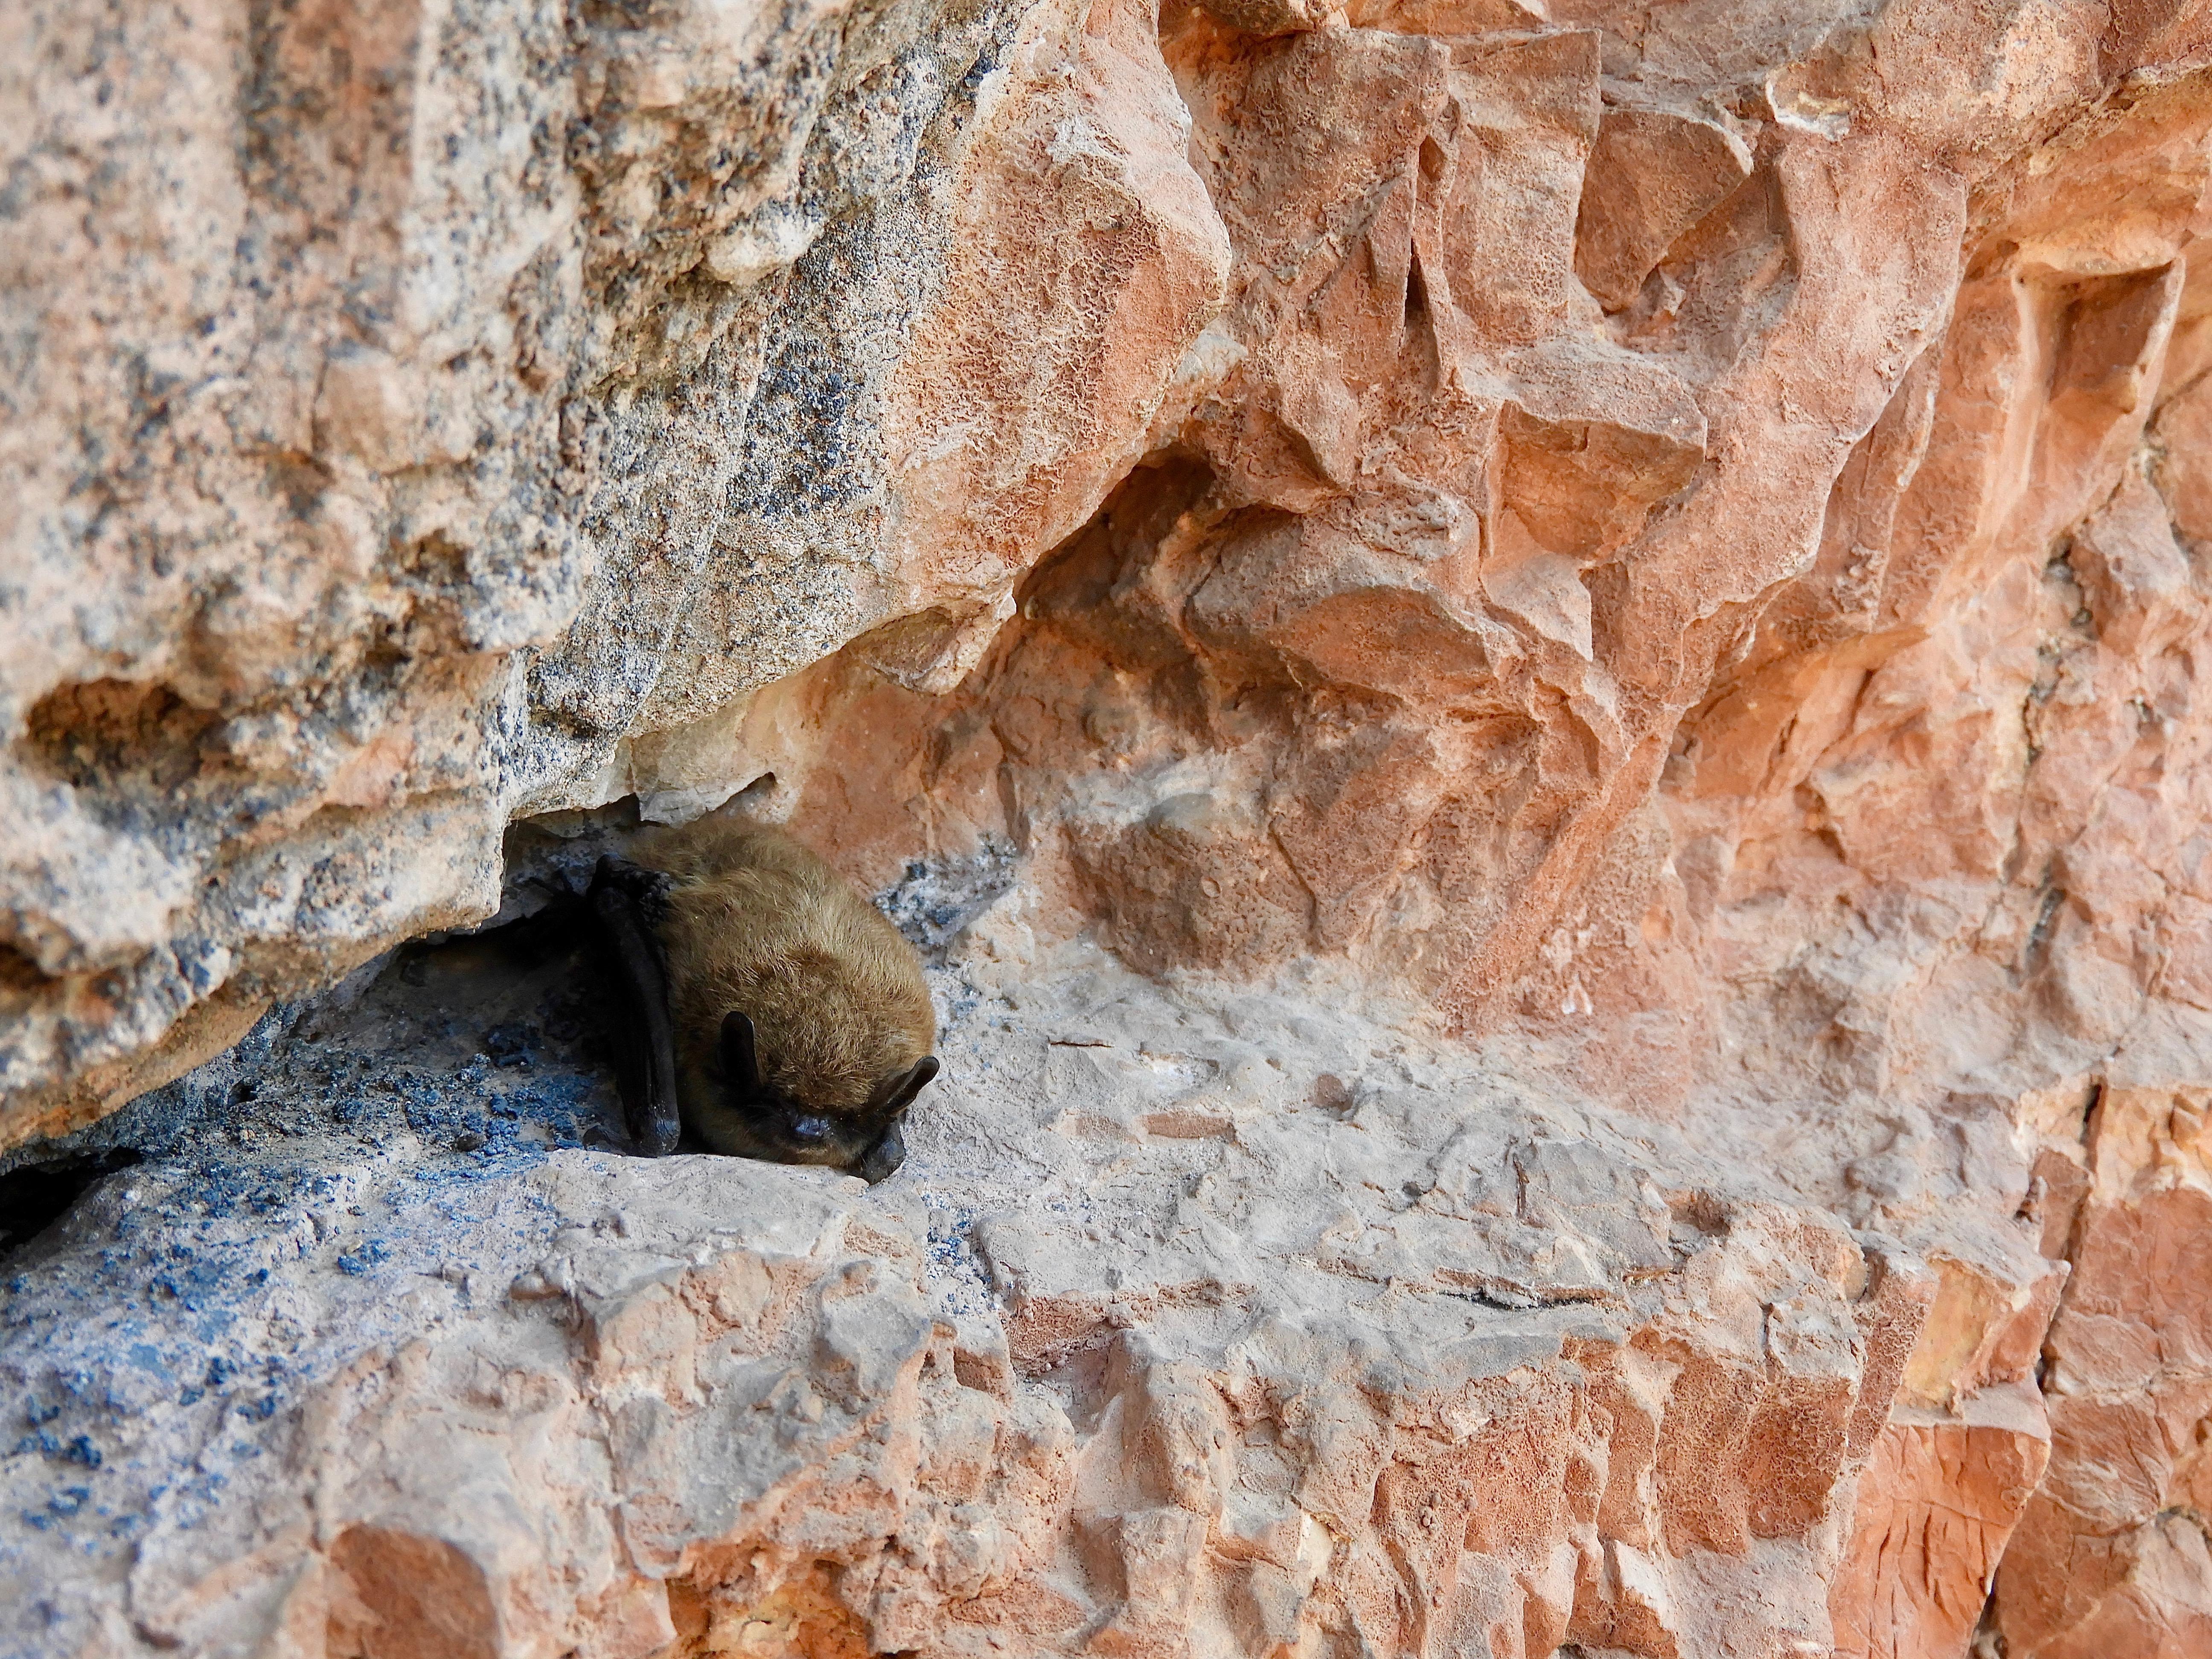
(0, 0, 1226, 1140)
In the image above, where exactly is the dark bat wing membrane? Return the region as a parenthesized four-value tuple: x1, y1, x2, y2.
(586, 858, 684, 1158)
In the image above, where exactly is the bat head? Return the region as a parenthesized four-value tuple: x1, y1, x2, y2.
(712, 1010, 938, 1181)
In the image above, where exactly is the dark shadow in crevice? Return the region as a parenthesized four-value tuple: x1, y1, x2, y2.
(0, 1150, 143, 1261)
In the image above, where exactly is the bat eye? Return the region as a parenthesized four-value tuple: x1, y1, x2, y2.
(789, 1116, 832, 1145)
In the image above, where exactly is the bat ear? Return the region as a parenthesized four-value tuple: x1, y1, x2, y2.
(879, 1055, 940, 1118)
(720, 1011, 763, 1093)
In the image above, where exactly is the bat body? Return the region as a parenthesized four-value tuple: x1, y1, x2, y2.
(586, 816, 938, 1182)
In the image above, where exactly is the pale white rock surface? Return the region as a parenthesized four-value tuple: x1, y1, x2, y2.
(0, 905, 2052, 1659)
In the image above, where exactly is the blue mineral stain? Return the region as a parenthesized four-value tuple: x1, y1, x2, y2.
(484, 1022, 535, 1067)
(334, 1241, 388, 1277)
(0, 908, 638, 1643)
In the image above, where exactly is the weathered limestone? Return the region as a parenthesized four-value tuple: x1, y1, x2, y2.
(0, 0, 1224, 1136)
(9, 0, 2212, 1651)
(0, 942, 2005, 1659)
(1989, 1062, 2212, 1657)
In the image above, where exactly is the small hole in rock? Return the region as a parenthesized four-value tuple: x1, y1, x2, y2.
(0, 943, 53, 993)
(21, 678, 218, 792)
(0, 1150, 143, 1260)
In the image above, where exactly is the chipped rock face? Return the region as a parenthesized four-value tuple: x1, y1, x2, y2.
(9, 0, 2212, 1652)
(1987, 1072, 2212, 1658)
(1, 0, 1225, 1133)
(0, 934, 1963, 1659)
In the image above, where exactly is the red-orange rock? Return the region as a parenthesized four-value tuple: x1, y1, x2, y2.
(10, 0, 2212, 1649)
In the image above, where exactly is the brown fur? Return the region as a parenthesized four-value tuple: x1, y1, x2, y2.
(627, 817, 934, 1154)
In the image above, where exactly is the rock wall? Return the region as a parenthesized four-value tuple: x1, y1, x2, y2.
(2, 0, 1228, 1135)
(9, 0, 2212, 1653)
(0, 938, 2055, 1659)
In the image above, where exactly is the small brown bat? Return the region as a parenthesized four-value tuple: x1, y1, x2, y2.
(584, 814, 939, 1182)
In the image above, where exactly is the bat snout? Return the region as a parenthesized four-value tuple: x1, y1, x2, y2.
(856, 1121, 907, 1185)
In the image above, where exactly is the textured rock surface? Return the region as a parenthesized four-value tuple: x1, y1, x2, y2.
(1987, 1073, 2212, 1658)
(10, 0, 2212, 1653)
(0, 931, 1973, 1659)
(2, 0, 1225, 1134)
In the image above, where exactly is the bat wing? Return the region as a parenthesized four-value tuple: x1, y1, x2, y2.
(587, 859, 684, 1158)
